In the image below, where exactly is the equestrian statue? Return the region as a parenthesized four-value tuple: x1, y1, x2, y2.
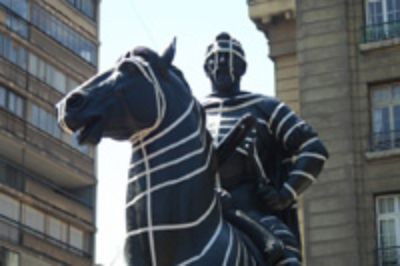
(56, 38, 327, 266)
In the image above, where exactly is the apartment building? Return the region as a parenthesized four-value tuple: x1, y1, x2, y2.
(0, 0, 99, 265)
(247, 0, 400, 265)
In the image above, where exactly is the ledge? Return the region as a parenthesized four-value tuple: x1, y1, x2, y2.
(365, 148, 400, 160)
(248, 0, 296, 24)
(360, 37, 400, 52)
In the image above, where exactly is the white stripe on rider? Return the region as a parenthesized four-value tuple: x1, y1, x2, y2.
(284, 183, 298, 200)
(296, 152, 327, 161)
(275, 111, 295, 138)
(290, 170, 316, 183)
(269, 102, 284, 126)
(298, 137, 319, 151)
(283, 121, 306, 146)
(205, 97, 264, 113)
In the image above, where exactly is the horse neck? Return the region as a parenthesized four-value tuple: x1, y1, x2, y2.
(127, 99, 221, 241)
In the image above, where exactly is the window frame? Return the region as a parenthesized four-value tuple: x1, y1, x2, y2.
(0, 85, 25, 118)
(366, 0, 400, 24)
(370, 83, 400, 151)
(376, 194, 400, 266)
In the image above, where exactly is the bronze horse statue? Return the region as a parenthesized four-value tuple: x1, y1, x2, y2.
(57, 41, 286, 265)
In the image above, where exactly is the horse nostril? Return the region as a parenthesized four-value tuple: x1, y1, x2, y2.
(66, 93, 86, 110)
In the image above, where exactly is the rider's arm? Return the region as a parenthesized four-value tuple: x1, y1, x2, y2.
(258, 98, 329, 210)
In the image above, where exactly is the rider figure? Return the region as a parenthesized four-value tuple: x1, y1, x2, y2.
(202, 32, 329, 265)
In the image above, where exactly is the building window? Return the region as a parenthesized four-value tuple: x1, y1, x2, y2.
(0, 0, 29, 19)
(47, 216, 67, 242)
(29, 103, 61, 139)
(4, 11, 29, 39)
(28, 103, 93, 156)
(0, 32, 28, 70)
(0, 85, 24, 118)
(31, 4, 97, 65)
(0, 162, 24, 191)
(67, 0, 97, 21)
(364, 0, 400, 42)
(0, 247, 20, 266)
(0, 193, 20, 221)
(376, 194, 400, 266)
(370, 83, 400, 151)
(69, 226, 84, 251)
(22, 205, 45, 233)
(28, 53, 74, 94)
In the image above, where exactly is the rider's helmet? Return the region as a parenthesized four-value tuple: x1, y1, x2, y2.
(203, 32, 247, 82)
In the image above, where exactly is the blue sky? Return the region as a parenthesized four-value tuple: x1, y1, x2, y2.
(96, 0, 274, 264)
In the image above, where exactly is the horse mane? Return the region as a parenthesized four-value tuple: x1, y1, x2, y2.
(117, 45, 193, 97)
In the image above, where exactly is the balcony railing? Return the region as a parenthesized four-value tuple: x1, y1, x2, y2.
(377, 246, 400, 266)
(0, 158, 94, 209)
(362, 21, 400, 43)
(370, 130, 400, 152)
(0, 214, 92, 259)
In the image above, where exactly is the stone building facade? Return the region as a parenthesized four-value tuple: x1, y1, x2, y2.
(0, 0, 99, 265)
(247, 0, 400, 265)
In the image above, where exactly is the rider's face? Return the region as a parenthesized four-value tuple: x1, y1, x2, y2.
(207, 52, 237, 91)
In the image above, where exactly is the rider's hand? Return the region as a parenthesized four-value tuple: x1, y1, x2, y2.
(256, 183, 293, 211)
(216, 188, 235, 213)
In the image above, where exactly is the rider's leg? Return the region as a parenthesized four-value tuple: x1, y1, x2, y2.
(257, 215, 301, 266)
(224, 209, 285, 265)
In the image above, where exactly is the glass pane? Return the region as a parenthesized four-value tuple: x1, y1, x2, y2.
(67, 78, 79, 92)
(372, 88, 392, 103)
(38, 59, 46, 81)
(394, 106, 400, 130)
(0, 193, 20, 221)
(70, 226, 84, 250)
(373, 108, 391, 150)
(0, 87, 6, 107)
(28, 53, 37, 76)
(386, 0, 400, 21)
(380, 197, 396, 213)
(12, 0, 29, 19)
(368, 1, 384, 25)
(54, 70, 66, 93)
(23, 205, 45, 233)
(380, 219, 396, 247)
(46, 65, 54, 86)
(17, 46, 27, 70)
(393, 85, 400, 101)
(6, 250, 19, 266)
(47, 217, 67, 242)
(7, 93, 15, 114)
(373, 108, 390, 132)
(30, 104, 40, 126)
(397, 195, 400, 213)
(15, 96, 23, 118)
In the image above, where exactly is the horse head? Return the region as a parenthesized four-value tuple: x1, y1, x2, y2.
(56, 39, 190, 145)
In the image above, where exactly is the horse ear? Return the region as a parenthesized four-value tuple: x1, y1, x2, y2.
(161, 37, 176, 66)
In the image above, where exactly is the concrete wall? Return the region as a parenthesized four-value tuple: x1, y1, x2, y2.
(250, 0, 400, 265)
(296, 0, 360, 265)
